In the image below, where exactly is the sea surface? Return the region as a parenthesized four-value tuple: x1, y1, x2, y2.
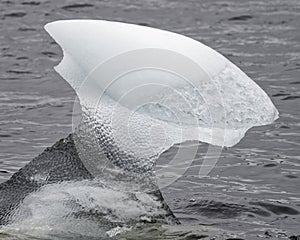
(0, 0, 300, 239)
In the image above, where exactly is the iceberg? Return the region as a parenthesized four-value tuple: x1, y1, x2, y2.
(45, 20, 278, 184)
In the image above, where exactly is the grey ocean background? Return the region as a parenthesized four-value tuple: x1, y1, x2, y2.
(0, 0, 299, 238)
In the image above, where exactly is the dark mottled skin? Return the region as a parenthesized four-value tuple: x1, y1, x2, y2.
(0, 134, 177, 225)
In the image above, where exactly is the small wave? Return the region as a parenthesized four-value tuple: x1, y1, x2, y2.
(228, 15, 253, 21)
(4, 12, 26, 18)
(61, 3, 94, 11)
(21, 1, 40, 6)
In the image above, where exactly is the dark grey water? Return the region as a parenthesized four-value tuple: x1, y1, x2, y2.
(0, 0, 300, 239)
